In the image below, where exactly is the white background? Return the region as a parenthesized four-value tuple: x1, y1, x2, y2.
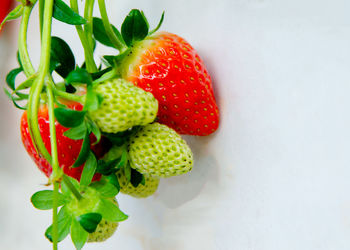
(1, 0, 350, 249)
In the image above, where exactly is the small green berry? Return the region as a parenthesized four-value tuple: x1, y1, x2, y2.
(89, 78, 158, 133)
(128, 123, 193, 178)
(117, 170, 159, 198)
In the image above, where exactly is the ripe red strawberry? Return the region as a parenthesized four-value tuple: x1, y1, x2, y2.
(20, 103, 109, 181)
(119, 32, 219, 136)
(0, 0, 12, 27)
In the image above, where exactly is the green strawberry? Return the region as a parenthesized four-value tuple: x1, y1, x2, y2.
(116, 170, 159, 198)
(89, 78, 158, 133)
(128, 123, 193, 177)
(87, 219, 118, 242)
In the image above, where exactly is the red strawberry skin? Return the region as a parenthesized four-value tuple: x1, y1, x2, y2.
(0, 0, 12, 26)
(122, 32, 219, 136)
(20, 103, 109, 181)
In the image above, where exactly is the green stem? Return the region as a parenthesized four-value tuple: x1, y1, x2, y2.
(53, 88, 84, 103)
(84, 0, 95, 54)
(52, 181, 60, 250)
(70, 0, 98, 73)
(97, 0, 127, 52)
(19, 5, 35, 77)
(39, 0, 44, 36)
(62, 175, 83, 200)
(47, 84, 63, 250)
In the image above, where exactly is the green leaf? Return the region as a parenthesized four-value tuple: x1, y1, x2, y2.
(149, 11, 165, 35)
(130, 169, 144, 188)
(124, 162, 131, 183)
(0, 5, 23, 30)
(77, 213, 102, 233)
(80, 152, 97, 187)
(90, 177, 119, 198)
(71, 218, 88, 250)
(73, 132, 91, 168)
(4, 88, 27, 110)
(31, 190, 66, 210)
(84, 87, 100, 111)
(91, 67, 112, 81)
(119, 150, 129, 170)
(53, 0, 87, 25)
(50, 37, 76, 78)
(92, 17, 125, 48)
(54, 108, 86, 128)
(61, 176, 80, 196)
(6, 68, 22, 90)
(97, 199, 128, 222)
(107, 174, 120, 191)
(96, 159, 120, 175)
(13, 74, 36, 93)
(63, 122, 87, 140)
(66, 68, 92, 86)
(45, 206, 72, 242)
(121, 9, 149, 47)
(87, 119, 101, 144)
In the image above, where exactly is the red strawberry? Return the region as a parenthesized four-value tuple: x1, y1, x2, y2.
(0, 0, 12, 28)
(20, 103, 110, 181)
(119, 32, 219, 136)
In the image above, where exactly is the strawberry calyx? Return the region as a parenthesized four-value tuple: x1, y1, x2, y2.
(31, 176, 127, 249)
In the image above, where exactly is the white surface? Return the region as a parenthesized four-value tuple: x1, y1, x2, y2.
(1, 0, 350, 249)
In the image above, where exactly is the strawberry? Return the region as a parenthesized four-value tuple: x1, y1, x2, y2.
(116, 170, 159, 198)
(20, 103, 109, 181)
(119, 31, 219, 136)
(0, 0, 12, 26)
(87, 219, 118, 242)
(89, 78, 158, 133)
(128, 122, 193, 178)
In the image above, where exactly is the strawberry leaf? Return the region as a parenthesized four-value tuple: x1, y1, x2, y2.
(121, 9, 149, 47)
(97, 199, 128, 222)
(66, 68, 92, 87)
(76, 213, 102, 233)
(45, 206, 72, 242)
(149, 11, 165, 35)
(31, 190, 67, 210)
(87, 119, 101, 144)
(90, 176, 119, 198)
(107, 174, 120, 191)
(80, 152, 97, 187)
(54, 108, 86, 128)
(6, 68, 22, 91)
(61, 176, 80, 196)
(91, 67, 112, 81)
(53, 0, 87, 25)
(92, 17, 125, 48)
(96, 158, 120, 175)
(73, 132, 91, 168)
(84, 86, 100, 111)
(4, 88, 27, 110)
(124, 162, 131, 183)
(63, 122, 87, 140)
(50, 37, 75, 78)
(71, 218, 88, 250)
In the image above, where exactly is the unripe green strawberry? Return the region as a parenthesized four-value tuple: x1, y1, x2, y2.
(87, 219, 118, 242)
(89, 78, 158, 133)
(128, 123, 193, 177)
(116, 170, 159, 198)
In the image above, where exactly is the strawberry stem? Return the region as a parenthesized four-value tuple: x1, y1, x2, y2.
(70, 0, 98, 73)
(84, 0, 96, 62)
(97, 0, 127, 52)
(19, 5, 35, 77)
